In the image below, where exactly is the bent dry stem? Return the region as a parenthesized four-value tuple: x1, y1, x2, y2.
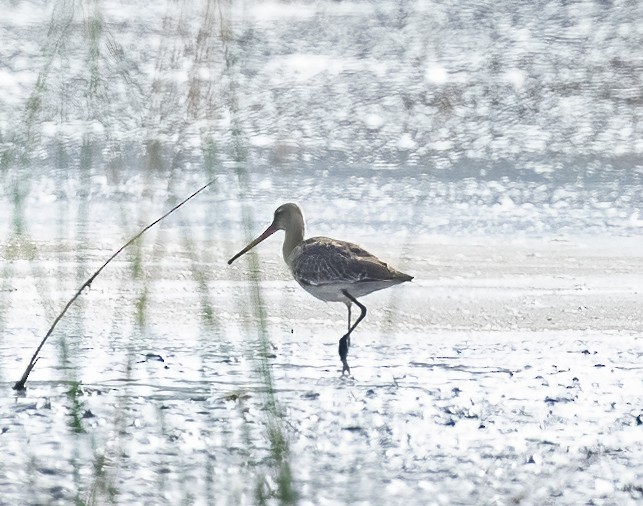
(12, 178, 217, 391)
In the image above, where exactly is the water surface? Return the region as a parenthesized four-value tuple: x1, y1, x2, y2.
(1, 1, 642, 504)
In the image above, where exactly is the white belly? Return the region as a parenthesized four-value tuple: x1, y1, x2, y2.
(295, 278, 405, 303)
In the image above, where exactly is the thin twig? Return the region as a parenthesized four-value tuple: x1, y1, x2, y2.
(12, 178, 216, 391)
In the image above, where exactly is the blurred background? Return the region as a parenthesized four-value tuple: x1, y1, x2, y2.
(1, 0, 642, 242)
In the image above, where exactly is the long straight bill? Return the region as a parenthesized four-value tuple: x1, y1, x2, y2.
(227, 224, 277, 264)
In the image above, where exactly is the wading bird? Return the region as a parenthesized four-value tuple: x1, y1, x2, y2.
(228, 203, 413, 374)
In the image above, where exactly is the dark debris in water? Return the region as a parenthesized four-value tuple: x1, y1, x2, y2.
(623, 484, 643, 496)
(139, 353, 165, 363)
(342, 426, 366, 434)
(544, 396, 576, 405)
(48, 486, 66, 500)
(38, 467, 59, 476)
(442, 406, 479, 419)
(224, 391, 251, 402)
(82, 387, 103, 396)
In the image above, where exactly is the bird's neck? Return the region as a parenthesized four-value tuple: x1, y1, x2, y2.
(282, 218, 305, 263)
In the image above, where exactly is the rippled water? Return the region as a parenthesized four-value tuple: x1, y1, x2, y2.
(1, 1, 642, 505)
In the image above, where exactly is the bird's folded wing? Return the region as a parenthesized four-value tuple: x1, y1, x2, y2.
(291, 238, 394, 286)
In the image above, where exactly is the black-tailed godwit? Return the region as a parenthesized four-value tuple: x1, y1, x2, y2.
(228, 203, 413, 374)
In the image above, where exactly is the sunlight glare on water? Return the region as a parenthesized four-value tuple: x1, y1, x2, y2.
(0, 1, 642, 504)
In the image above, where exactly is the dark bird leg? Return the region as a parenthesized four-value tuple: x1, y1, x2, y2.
(339, 290, 367, 375)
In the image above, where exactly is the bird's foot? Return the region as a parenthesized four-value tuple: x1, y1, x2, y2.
(339, 334, 350, 375)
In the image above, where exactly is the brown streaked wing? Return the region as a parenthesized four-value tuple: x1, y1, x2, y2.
(291, 236, 400, 286)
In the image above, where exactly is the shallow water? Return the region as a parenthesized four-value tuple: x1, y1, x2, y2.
(1, 237, 641, 505)
(1, 1, 643, 505)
